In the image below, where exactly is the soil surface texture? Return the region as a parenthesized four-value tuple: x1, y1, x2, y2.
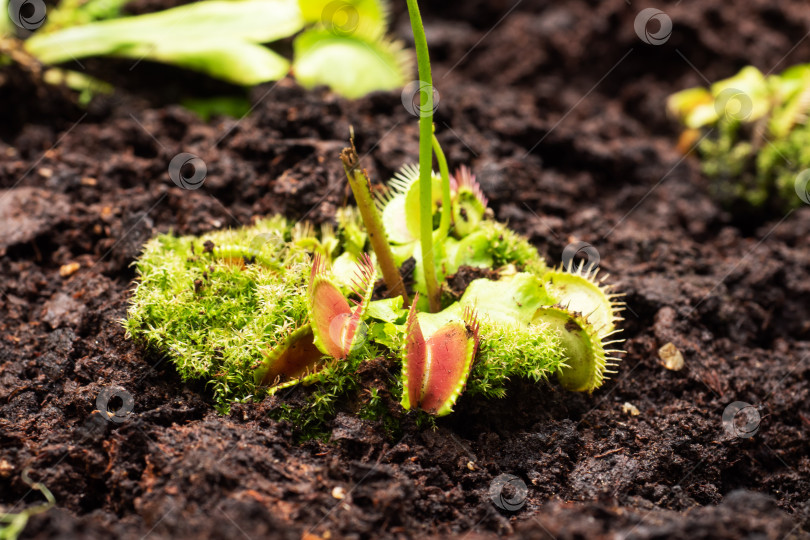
(2, 0, 810, 538)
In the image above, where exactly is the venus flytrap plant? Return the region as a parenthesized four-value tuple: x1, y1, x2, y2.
(448, 165, 487, 238)
(255, 252, 377, 392)
(7, 0, 409, 98)
(668, 63, 810, 213)
(125, 0, 626, 430)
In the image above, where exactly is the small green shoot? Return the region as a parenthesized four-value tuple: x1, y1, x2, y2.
(340, 141, 409, 302)
(0, 469, 55, 540)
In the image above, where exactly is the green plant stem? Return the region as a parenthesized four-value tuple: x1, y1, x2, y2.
(340, 145, 410, 305)
(405, 0, 440, 313)
(0, 468, 55, 540)
(432, 134, 452, 239)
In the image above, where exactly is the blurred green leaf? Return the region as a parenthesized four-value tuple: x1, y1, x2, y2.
(710, 66, 770, 123)
(150, 41, 290, 85)
(18, 0, 410, 96)
(26, 0, 303, 84)
(297, 0, 388, 39)
(181, 95, 252, 121)
(43, 0, 131, 31)
(293, 28, 409, 98)
(1, 0, 13, 36)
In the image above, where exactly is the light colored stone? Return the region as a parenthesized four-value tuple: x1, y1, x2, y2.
(622, 402, 640, 416)
(60, 262, 81, 277)
(658, 342, 685, 371)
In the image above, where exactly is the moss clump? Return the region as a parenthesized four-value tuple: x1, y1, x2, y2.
(125, 214, 623, 420)
(467, 319, 563, 399)
(125, 164, 623, 424)
(124, 217, 311, 410)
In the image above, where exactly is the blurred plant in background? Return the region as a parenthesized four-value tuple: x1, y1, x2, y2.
(669, 64, 810, 215)
(1, 0, 409, 101)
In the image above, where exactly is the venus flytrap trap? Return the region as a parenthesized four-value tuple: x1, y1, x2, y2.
(400, 294, 480, 416)
(307, 253, 374, 361)
(124, 0, 625, 431)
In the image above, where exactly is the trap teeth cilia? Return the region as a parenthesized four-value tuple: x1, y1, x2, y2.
(124, 0, 625, 421)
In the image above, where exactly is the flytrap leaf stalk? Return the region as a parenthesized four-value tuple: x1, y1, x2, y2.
(124, 0, 625, 424)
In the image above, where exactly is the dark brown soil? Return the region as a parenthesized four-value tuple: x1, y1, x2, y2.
(2, 1, 810, 538)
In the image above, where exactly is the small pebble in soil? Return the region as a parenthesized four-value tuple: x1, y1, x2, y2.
(59, 262, 81, 277)
(622, 402, 640, 416)
(658, 342, 685, 371)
